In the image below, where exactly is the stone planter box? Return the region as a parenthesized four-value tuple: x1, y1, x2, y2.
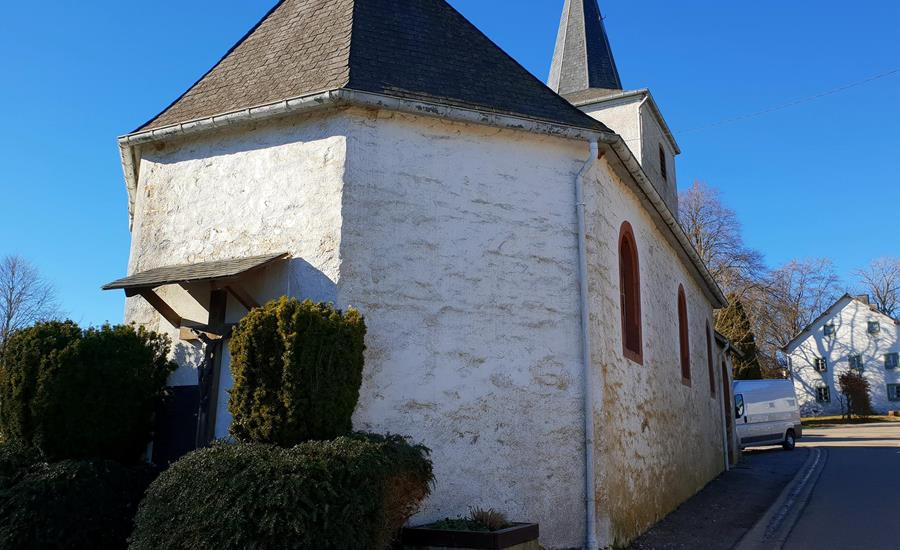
(401, 523, 539, 550)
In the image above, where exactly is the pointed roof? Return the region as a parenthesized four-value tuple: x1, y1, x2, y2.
(548, 0, 622, 97)
(138, 0, 608, 134)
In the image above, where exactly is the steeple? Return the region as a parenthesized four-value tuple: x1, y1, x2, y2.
(548, 0, 622, 96)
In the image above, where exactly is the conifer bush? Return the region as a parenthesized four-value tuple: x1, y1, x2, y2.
(228, 298, 366, 447)
(129, 434, 433, 550)
(0, 321, 175, 462)
(0, 455, 155, 550)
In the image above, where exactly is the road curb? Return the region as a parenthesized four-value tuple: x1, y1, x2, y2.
(733, 447, 827, 550)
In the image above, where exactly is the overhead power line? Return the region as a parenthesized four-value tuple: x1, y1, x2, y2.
(679, 67, 900, 135)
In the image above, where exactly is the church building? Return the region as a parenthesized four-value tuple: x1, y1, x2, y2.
(104, 0, 732, 547)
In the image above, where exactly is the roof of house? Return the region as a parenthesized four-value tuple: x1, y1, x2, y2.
(137, 0, 610, 135)
(102, 253, 289, 291)
(782, 293, 900, 352)
(548, 0, 622, 96)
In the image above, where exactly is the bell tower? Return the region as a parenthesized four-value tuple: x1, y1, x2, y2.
(550, 0, 681, 214)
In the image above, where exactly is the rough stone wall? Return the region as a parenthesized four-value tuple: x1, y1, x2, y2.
(638, 107, 678, 216)
(122, 105, 726, 549)
(338, 108, 588, 549)
(788, 298, 900, 415)
(580, 95, 678, 217)
(584, 156, 725, 547)
(124, 111, 349, 384)
(582, 97, 642, 161)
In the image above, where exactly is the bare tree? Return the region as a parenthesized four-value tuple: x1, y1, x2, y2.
(855, 257, 900, 318)
(0, 255, 59, 354)
(761, 258, 843, 353)
(678, 181, 765, 296)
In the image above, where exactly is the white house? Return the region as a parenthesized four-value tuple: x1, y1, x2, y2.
(103, 0, 733, 547)
(785, 294, 900, 416)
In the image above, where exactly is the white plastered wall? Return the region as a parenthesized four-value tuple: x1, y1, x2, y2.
(788, 298, 900, 415)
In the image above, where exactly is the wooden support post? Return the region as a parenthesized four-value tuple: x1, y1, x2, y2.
(198, 289, 228, 445)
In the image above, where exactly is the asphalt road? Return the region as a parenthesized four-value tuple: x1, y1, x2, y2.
(783, 423, 900, 550)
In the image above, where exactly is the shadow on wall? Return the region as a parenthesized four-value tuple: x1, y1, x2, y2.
(793, 304, 894, 414)
(143, 113, 343, 165)
(287, 257, 338, 305)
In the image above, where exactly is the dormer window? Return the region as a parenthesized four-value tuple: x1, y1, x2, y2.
(659, 145, 667, 182)
(823, 323, 835, 336)
(868, 321, 881, 335)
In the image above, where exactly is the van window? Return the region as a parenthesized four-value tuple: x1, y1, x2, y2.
(734, 394, 745, 419)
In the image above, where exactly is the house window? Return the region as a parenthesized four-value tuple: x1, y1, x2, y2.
(823, 323, 835, 337)
(659, 145, 667, 182)
(888, 384, 900, 402)
(619, 222, 643, 364)
(868, 321, 881, 335)
(816, 386, 831, 403)
(678, 285, 691, 385)
(886, 353, 899, 370)
(814, 358, 827, 372)
(706, 323, 715, 397)
(849, 354, 863, 370)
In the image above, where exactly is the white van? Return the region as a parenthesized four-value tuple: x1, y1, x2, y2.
(733, 380, 802, 450)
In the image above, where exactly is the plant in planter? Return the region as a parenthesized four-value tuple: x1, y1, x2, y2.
(402, 507, 539, 550)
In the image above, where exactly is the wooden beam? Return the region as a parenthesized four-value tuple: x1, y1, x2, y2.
(225, 284, 259, 311)
(208, 290, 228, 330)
(137, 289, 182, 328)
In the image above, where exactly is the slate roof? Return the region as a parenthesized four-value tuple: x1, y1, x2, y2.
(102, 253, 289, 291)
(138, 0, 609, 134)
(548, 0, 622, 96)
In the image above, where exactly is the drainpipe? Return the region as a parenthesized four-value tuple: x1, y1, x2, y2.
(719, 345, 731, 472)
(576, 139, 600, 550)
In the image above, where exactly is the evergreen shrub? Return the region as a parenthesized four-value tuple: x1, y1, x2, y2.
(0, 452, 155, 550)
(838, 370, 874, 420)
(0, 321, 175, 462)
(129, 434, 433, 550)
(228, 298, 366, 446)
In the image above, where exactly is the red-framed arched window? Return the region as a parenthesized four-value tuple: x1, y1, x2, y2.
(706, 321, 715, 396)
(678, 285, 691, 384)
(619, 222, 643, 364)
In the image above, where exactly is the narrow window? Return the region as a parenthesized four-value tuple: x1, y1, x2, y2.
(678, 285, 691, 385)
(814, 358, 827, 372)
(706, 323, 715, 397)
(619, 222, 643, 364)
(849, 354, 863, 371)
(868, 321, 881, 335)
(816, 386, 831, 403)
(888, 384, 900, 402)
(659, 145, 667, 182)
(823, 323, 835, 337)
(885, 353, 899, 370)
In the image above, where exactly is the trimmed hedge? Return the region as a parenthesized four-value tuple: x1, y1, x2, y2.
(0, 445, 156, 550)
(130, 434, 433, 550)
(0, 321, 175, 462)
(229, 298, 366, 447)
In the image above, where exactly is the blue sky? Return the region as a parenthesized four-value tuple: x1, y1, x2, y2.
(1, 1, 898, 326)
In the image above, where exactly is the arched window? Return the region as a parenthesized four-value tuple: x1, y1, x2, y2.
(619, 222, 642, 364)
(678, 285, 690, 384)
(706, 322, 715, 396)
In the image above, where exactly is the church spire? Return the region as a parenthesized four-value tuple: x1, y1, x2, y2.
(548, 0, 622, 96)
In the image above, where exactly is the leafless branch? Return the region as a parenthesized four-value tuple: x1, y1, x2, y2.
(0, 255, 60, 353)
(855, 257, 900, 318)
